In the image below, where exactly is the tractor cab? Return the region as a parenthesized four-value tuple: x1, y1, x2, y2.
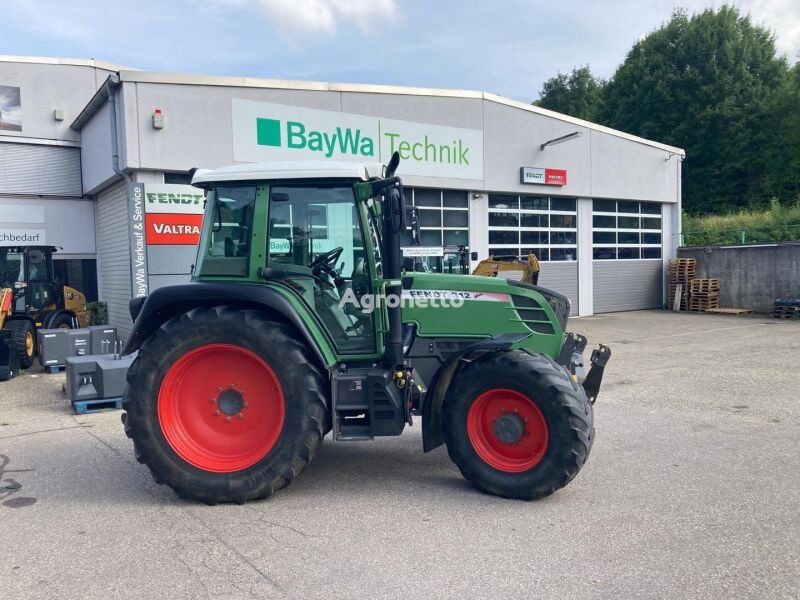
(121, 154, 610, 504)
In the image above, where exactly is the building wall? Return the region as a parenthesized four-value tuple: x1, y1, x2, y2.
(116, 78, 682, 204)
(0, 58, 116, 143)
(80, 101, 117, 194)
(94, 179, 133, 335)
(678, 243, 800, 313)
(0, 196, 95, 255)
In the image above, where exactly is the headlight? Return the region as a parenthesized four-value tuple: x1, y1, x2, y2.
(540, 288, 571, 331)
(507, 280, 570, 331)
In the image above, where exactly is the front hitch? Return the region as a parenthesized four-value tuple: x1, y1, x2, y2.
(581, 344, 611, 404)
(558, 332, 611, 404)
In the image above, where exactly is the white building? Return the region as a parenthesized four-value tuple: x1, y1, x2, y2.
(0, 56, 684, 335)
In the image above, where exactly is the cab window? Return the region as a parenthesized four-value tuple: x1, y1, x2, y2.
(196, 186, 257, 277)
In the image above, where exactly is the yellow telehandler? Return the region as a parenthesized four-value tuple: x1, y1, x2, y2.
(0, 246, 89, 369)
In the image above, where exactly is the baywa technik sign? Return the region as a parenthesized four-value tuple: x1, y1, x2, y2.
(232, 99, 484, 180)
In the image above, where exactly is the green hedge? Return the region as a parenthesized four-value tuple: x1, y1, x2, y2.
(682, 199, 800, 246)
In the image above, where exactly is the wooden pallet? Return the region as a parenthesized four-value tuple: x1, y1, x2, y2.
(669, 258, 697, 267)
(72, 397, 123, 415)
(772, 305, 800, 319)
(689, 279, 720, 293)
(689, 292, 720, 312)
(704, 307, 752, 315)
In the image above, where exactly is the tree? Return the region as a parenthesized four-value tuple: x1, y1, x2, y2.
(600, 7, 791, 214)
(534, 66, 605, 122)
(753, 62, 800, 204)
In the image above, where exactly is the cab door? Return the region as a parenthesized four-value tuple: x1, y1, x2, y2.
(266, 184, 379, 356)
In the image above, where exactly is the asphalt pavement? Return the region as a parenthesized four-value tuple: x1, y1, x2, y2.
(0, 310, 798, 599)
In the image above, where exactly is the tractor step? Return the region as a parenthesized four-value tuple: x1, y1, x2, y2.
(331, 367, 406, 441)
(72, 397, 123, 415)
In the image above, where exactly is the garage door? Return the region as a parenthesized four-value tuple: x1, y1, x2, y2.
(487, 193, 579, 315)
(592, 199, 663, 313)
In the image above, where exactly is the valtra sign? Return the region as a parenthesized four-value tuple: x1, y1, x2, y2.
(232, 99, 484, 180)
(520, 167, 568, 186)
(144, 184, 204, 245)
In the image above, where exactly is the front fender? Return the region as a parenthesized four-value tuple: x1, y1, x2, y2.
(421, 333, 530, 452)
(122, 281, 336, 369)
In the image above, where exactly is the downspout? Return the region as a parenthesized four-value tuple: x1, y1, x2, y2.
(104, 76, 131, 187)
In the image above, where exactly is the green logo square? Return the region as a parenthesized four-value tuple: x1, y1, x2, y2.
(256, 118, 281, 147)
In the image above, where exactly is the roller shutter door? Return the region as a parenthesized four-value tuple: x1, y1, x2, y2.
(0, 142, 82, 197)
(593, 261, 663, 312)
(95, 180, 133, 336)
(592, 199, 664, 312)
(538, 263, 579, 316)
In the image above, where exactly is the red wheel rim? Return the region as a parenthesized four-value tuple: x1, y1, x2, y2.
(466, 388, 548, 473)
(158, 344, 285, 473)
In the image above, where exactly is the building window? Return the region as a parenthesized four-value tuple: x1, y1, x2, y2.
(592, 200, 662, 260)
(487, 194, 578, 262)
(400, 188, 469, 273)
(52, 259, 98, 302)
(164, 172, 193, 185)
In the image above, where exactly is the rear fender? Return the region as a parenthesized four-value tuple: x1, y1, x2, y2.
(123, 282, 336, 369)
(421, 333, 530, 452)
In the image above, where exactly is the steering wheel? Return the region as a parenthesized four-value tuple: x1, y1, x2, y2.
(309, 247, 344, 284)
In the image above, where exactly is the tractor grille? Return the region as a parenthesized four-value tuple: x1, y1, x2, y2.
(511, 295, 555, 335)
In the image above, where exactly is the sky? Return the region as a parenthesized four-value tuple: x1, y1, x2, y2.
(0, 0, 798, 103)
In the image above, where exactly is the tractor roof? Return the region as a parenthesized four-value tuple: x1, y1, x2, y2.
(191, 161, 385, 186)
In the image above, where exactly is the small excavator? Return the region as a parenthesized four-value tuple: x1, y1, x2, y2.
(0, 246, 89, 370)
(472, 253, 540, 285)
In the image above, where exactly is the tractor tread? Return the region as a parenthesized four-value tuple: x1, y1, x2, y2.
(122, 306, 328, 504)
(443, 350, 594, 501)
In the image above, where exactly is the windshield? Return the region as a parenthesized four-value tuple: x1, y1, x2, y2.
(0, 250, 23, 288)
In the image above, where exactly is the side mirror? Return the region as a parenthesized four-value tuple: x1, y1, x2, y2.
(387, 186, 405, 235)
(406, 206, 420, 245)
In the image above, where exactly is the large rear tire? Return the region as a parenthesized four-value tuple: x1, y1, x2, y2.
(122, 306, 328, 504)
(443, 351, 593, 500)
(4, 319, 35, 370)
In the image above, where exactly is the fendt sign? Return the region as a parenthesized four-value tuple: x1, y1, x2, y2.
(232, 99, 484, 180)
(144, 185, 204, 245)
(520, 166, 568, 186)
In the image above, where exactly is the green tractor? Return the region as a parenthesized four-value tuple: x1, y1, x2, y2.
(121, 154, 610, 503)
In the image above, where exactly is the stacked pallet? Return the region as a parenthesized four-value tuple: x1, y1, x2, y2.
(688, 279, 721, 312)
(668, 258, 696, 310)
(772, 298, 800, 319)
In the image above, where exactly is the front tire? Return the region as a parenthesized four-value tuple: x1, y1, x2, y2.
(49, 312, 74, 329)
(122, 306, 328, 504)
(5, 319, 35, 369)
(443, 351, 593, 500)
